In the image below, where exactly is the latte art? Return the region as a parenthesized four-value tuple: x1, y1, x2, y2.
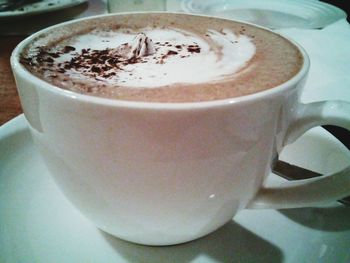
(20, 13, 303, 102)
(24, 28, 255, 88)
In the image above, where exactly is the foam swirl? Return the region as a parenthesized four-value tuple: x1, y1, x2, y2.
(29, 27, 256, 89)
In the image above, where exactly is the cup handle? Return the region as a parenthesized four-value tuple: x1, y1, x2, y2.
(248, 100, 350, 209)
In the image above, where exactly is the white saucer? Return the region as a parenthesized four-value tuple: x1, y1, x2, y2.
(181, 0, 347, 29)
(0, 0, 87, 18)
(1, 115, 350, 262)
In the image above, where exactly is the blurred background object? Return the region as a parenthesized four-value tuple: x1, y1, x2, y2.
(180, 0, 347, 29)
(0, 0, 42, 12)
(0, 0, 104, 35)
(0, 0, 87, 17)
(108, 0, 166, 13)
(325, 0, 350, 22)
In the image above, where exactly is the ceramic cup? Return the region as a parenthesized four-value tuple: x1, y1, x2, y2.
(11, 13, 350, 246)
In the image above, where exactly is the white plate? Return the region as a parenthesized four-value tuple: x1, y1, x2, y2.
(0, 0, 87, 18)
(1, 115, 350, 262)
(181, 0, 347, 29)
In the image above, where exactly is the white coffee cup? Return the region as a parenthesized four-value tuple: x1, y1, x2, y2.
(11, 13, 350, 246)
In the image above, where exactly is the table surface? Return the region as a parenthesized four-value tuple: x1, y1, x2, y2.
(0, 36, 24, 125)
(0, 0, 349, 126)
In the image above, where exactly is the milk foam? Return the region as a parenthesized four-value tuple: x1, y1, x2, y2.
(21, 14, 303, 102)
(54, 27, 256, 88)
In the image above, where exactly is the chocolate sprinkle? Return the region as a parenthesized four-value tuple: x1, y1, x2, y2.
(187, 45, 201, 53)
(20, 33, 207, 86)
(63, 46, 76, 53)
(167, 50, 178, 55)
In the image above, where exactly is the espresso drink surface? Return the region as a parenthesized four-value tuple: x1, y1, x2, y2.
(20, 14, 303, 102)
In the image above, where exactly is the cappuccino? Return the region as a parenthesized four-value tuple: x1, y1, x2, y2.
(20, 13, 303, 102)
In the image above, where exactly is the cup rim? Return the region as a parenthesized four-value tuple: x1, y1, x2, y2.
(11, 12, 310, 110)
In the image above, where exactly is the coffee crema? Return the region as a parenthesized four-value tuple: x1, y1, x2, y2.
(20, 13, 303, 102)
